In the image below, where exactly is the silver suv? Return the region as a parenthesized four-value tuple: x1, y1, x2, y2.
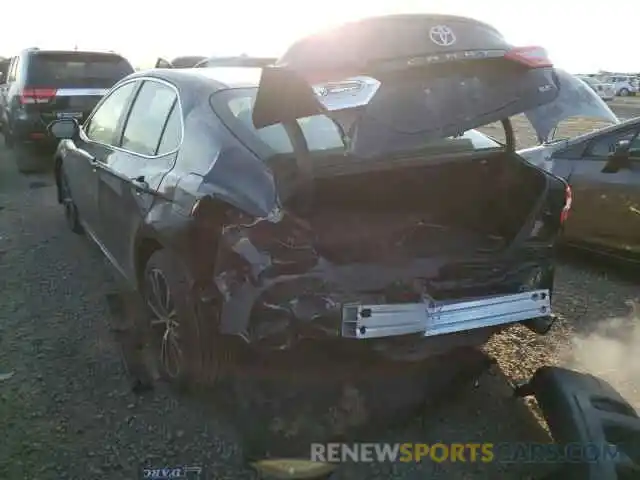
(602, 75, 639, 96)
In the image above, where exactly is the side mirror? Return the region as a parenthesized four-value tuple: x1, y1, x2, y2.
(49, 118, 79, 140)
(602, 140, 632, 173)
(614, 139, 631, 155)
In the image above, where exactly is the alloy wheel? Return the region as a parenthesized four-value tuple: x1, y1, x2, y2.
(145, 268, 183, 379)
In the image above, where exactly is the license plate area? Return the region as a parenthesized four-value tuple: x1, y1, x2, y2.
(341, 289, 551, 339)
(56, 111, 83, 119)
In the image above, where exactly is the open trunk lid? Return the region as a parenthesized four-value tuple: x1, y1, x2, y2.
(252, 14, 615, 159)
(205, 15, 580, 343)
(524, 69, 619, 143)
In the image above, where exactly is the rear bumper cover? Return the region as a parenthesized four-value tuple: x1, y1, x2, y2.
(12, 113, 49, 138)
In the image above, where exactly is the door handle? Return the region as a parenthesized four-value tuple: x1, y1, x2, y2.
(79, 150, 97, 169)
(132, 175, 149, 192)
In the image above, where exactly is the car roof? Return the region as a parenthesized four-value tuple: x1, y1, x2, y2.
(21, 49, 128, 60)
(127, 67, 262, 91)
(170, 56, 207, 68)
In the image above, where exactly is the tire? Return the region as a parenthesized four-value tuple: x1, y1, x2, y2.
(58, 165, 84, 234)
(619, 88, 630, 97)
(141, 249, 236, 389)
(14, 144, 44, 174)
(3, 123, 14, 149)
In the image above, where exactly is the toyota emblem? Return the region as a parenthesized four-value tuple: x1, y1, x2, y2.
(429, 25, 456, 47)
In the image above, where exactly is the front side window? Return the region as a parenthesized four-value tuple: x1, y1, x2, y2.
(121, 81, 178, 156)
(85, 81, 138, 145)
(587, 129, 640, 158)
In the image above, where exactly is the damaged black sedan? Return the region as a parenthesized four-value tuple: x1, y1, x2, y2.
(49, 14, 612, 385)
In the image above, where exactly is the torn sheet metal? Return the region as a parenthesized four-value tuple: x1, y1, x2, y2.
(211, 205, 555, 352)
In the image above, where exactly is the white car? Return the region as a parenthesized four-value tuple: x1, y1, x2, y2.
(577, 76, 615, 101)
(600, 75, 639, 96)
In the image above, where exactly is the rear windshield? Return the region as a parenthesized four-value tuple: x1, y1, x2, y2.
(211, 87, 501, 159)
(27, 53, 134, 88)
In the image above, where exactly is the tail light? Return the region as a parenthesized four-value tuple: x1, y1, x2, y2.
(505, 46, 553, 68)
(560, 184, 572, 225)
(19, 88, 57, 105)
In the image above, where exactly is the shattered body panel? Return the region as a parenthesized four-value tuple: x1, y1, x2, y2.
(212, 204, 557, 345)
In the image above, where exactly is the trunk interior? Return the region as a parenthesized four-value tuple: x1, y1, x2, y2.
(276, 151, 548, 265)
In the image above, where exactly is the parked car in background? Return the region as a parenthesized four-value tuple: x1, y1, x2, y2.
(519, 114, 640, 262)
(47, 15, 616, 388)
(154, 55, 276, 69)
(154, 56, 207, 69)
(0, 48, 134, 173)
(577, 75, 615, 101)
(193, 55, 276, 68)
(600, 74, 639, 96)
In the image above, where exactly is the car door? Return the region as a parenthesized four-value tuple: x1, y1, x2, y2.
(561, 126, 640, 255)
(64, 80, 139, 239)
(95, 78, 181, 279)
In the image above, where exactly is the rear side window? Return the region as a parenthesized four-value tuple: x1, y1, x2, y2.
(157, 103, 182, 154)
(121, 81, 178, 156)
(26, 53, 134, 88)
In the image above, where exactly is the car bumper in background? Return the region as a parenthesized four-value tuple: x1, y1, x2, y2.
(11, 112, 83, 147)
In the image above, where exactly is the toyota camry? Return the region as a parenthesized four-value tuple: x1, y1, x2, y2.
(48, 14, 615, 387)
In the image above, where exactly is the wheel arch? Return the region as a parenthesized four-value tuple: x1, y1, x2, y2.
(133, 195, 230, 292)
(134, 233, 164, 291)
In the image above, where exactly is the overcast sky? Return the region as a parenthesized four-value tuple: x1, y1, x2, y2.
(2, 0, 638, 72)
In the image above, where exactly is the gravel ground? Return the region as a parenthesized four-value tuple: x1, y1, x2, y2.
(0, 107, 638, 480)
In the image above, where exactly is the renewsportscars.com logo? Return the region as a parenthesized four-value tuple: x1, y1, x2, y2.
(310, 442, 622, 464)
